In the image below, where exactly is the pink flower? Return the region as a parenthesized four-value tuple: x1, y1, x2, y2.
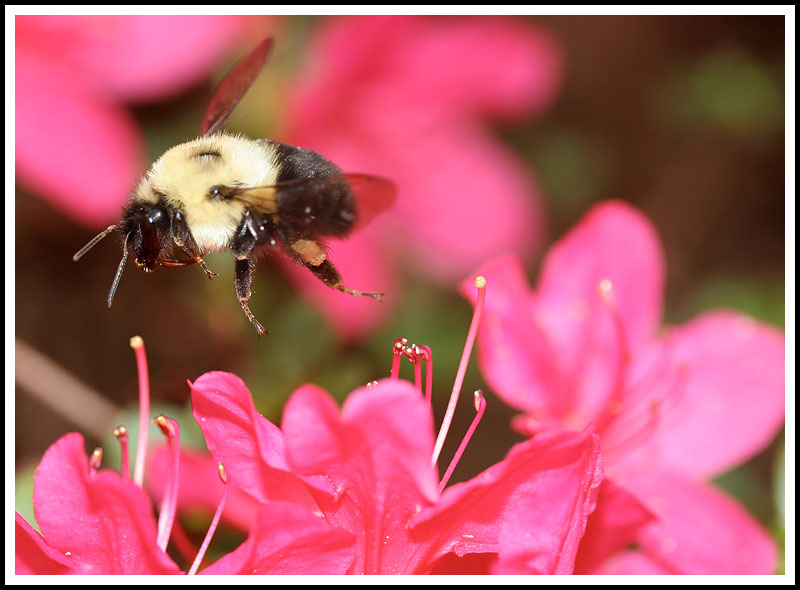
(189, 279, 603, 575)
(281, 15, 563, 339)
(15, 15, 247, 227)
(460, 200, 785, 573)
(15, 337, 355, 575)
(190, 373, 602, 574)
(15, 432, 181, 574)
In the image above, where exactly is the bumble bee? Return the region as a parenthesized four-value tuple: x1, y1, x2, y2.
(73, 37, 395, 336)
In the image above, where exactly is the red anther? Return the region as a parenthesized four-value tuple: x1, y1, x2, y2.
(217, 462, 228, 484)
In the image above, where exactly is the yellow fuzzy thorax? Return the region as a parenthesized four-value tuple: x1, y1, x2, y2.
(133, 133, 280, 251)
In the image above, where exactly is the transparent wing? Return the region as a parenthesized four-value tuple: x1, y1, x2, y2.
(233, 173, 396, 233)
(200, 37, 274, 137)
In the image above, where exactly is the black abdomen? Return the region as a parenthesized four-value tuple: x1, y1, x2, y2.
(268, 140, 356, 238)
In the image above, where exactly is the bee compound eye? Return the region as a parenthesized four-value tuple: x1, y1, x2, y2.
(136, 210, 163, 271)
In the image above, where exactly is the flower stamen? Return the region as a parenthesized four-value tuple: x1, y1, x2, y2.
(188, 462, 230, 575)
(432, 276, 486, 466)
(389, 341, 434, 404)
(592, 282, 691, 458)
(418, 345, 433, 406)
(438, 390, 486, 491)
(89, 447, 103, 477)
(154, 414, 180, 553)
(390, 338, 408, 379)
(112, 425, 130, 481)
(129, 336, 150, 487)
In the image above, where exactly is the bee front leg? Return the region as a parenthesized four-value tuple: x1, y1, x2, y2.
(291, 239, 383, 301)
(171, 209, 217, 279)
(234, 258, 267, 336)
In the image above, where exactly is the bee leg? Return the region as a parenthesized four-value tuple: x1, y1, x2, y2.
(171, 209, 217, 279)
(234, 258, 267, 336)
(291, 239, 383, 301)
(156, 257, 197, 268)
(191, 255, 218, 279)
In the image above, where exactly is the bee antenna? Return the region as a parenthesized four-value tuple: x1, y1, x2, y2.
(107, 239, 129, 308)
(73, 225, 119, 262)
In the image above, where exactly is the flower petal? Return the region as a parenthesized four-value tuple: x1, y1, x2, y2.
(645, 311, 785, 479)
(281, 379, 439, 574)
(535, 200, 665, 352)
(285, 15, 553, 285)
(189, 372, 317, 510)
(15, 512, 75, 575)
(200, 503, 355, 575)
(460, 254, 572, 426)
(15, 51, 142, 227)
(32, 433, 180, 574)
(572, 479, 655, 573)
(16, 16, 251, 102)
(626, 470, 778, 574)
(588, 550, 672, 574)
(290, 16, 562, 124)
(410, 428, 603, 574)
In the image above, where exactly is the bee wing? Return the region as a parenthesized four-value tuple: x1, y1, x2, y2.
(234, 173, 396, 231)
(336, 173, 396, 231)
(200, 37, 274, 137)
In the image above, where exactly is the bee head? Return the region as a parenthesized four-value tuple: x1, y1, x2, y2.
(123, 201, 171, 273)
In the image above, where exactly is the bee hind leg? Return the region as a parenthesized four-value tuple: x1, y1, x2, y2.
(293, 240, 383, 301)
(234, 258, 267, 336)
(300, 252, 383, 301)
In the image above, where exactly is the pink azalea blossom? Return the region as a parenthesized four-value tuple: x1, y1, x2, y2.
(15, 432, 181, 574)
(15, 337, 356, 575)
(15, 15, 248, 226)
(188, 280, 603, 575)
(281, 15, 562, 339)
(460, 199, 785, 574)
(189, 372, 603, 574)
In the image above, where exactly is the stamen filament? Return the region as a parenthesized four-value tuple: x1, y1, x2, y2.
(130, 336, 150, 487)
(89, 447, 103, 477)
(113, 426, 130, 481)
(593, 280, 633, 433)
(403, 344, 424, 394)
(188, 463, 230, 575)
(418, 345, 433, 406)
(390, 338, 407, 379)
(432, 276, 486, 466)
(154, 414, 180, 553)
(438, 391, 486, 492)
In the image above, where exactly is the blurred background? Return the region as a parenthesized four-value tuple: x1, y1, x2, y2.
(14, 14, 786, 570)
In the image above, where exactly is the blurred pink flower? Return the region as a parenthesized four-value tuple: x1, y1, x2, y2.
(189, 371, 603, 574)
(460, 200, 785, 574)
(15, 15, 247, 226)
(281, 15, 563, 339)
